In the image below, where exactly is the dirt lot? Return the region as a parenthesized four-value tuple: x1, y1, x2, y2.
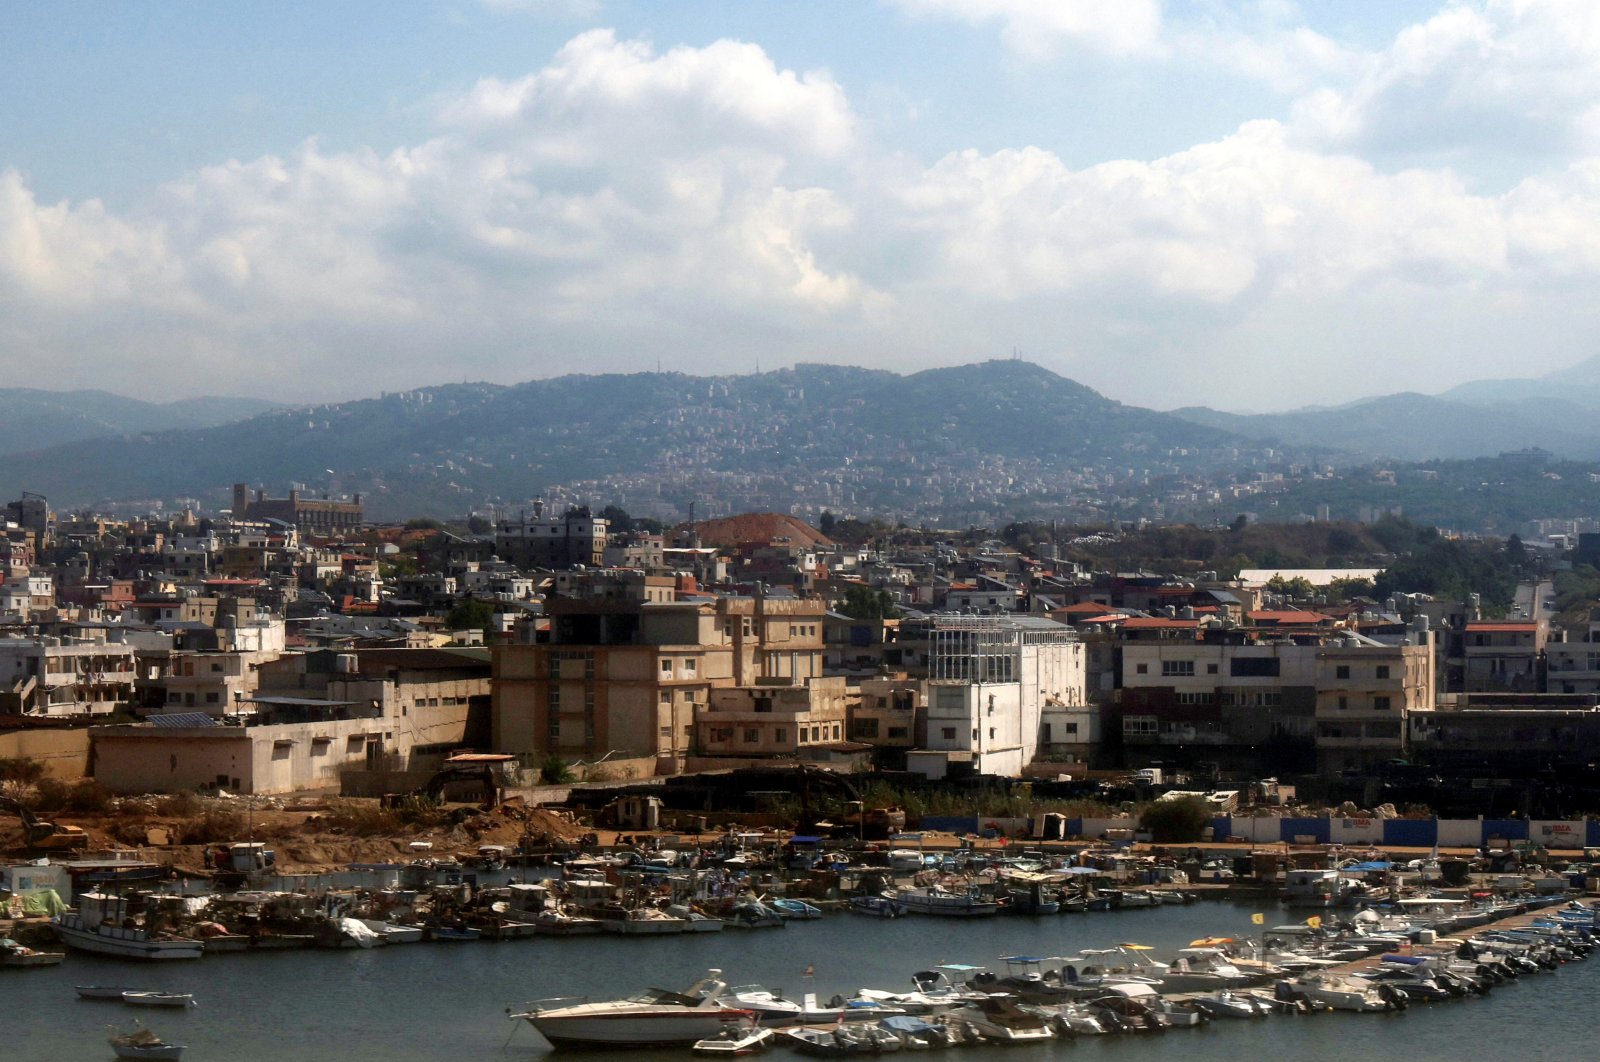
(0, 797, 595, 874)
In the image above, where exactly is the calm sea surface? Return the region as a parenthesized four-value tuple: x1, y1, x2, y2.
(12, 896, 1594, 1061)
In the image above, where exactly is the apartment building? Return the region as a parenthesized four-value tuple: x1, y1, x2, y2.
(494, 506, 608, 571)
(1313, 633, 1435, 773)
(694, 677, 851, 760)
(493, 591, 826, 770)
(907, 615, 1085, 779)
(0, 635, 139, 716)
(1462, 620, 1545, 693)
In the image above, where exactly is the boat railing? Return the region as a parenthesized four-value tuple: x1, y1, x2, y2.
(506, 995, 587, 1017)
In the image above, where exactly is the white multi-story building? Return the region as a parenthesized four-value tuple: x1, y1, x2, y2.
(907, 616, 1085, 779)
(0, 635, 138, 716)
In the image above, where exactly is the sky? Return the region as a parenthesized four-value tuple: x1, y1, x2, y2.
(4, 0, 1600, 412)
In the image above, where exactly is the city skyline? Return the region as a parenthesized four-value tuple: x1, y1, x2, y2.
(4, 1, 1598, 411)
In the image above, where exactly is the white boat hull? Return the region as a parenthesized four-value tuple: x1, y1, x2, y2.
(55, 919, 203, 961)
(531, 1011, 750, 1047)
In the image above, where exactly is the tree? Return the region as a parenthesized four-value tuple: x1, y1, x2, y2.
(1229, 514, 1250, 533)
(819, 510, 837, 536)
(466, 515, 492, 535)
(838, 585, 899, 620)
(1138, 797, 1211, 843)
(599, 505, 633, 532)
(445, 598, 493, 633)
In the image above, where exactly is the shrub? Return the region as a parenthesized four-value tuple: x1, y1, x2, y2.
(156, 792, 202, 817)
(0, 757, 45, 785)
(539, 754, 574, 785)
(176, 809, 247, 845)
(63, 781, 114, 815)
(1138, 797, 1211, 844)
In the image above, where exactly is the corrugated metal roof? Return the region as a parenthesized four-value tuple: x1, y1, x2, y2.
(147, 712, 220, 728)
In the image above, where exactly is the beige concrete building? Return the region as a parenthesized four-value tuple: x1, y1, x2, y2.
(493, 593, 826, 771)
(695, 676, 850, 759)
(1314, 634, 1435, 773)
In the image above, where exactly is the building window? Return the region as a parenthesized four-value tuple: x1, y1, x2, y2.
(1337, 696, 1348, 710)
(1336, 665, 1350, 679)
(1376, 665, 1391, 679)
(1161, 660, 1195, 677)
(1373, 695, 1392, 710)
(775, 728, 788, 743)
(941, 727, 956, 740)
(743, 728, 760, 743)
(1207, 663, 1218, 674)
(660, 658, 673, 674)
(988, 727, 996, 739)
(660, 691, 672, 705)
(1135, 663, 1148, 674)
(888, 726, 908, 739)
(684, 658, 697, 676)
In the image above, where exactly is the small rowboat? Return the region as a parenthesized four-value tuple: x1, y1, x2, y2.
(122, 991, 196, 1008)
(77, 985, 136, 1000)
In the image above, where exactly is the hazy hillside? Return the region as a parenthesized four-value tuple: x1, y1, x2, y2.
(0, 361, 1254, 519)
(1171, 391, 1600, 461)
(0, 390, 281, 455)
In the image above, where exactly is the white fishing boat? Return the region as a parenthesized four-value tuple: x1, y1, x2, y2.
(533, 904, 604, 936)
(55, 895, 204, 962)
(109, 1023, 185, 1060)
(509, 969, 755, 1048)
(593, 906, 690, 935)
(894, 885, 999, 917)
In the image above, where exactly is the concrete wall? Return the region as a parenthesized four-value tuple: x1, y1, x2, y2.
(0, 728, 91, 780)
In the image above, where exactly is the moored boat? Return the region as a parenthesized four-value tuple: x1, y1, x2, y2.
(109, 1023, 185, 1060)
(509, 969, 755, 1048)
(54, 894, 204, 962)
(692, 1025, 775, 1055)
(122, 991, 196, 1008)
(0, 937, 65, 967)
(894, 885, 998, 918)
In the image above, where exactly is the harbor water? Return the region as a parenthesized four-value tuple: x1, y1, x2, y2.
(13, 896, 1592, 1061)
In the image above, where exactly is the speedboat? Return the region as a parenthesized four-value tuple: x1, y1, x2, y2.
(509, 969, 755, 1048)
(1277, 973, 1402, 1012)
(949, 993, 1055, 1043)
(771, 898, 824, 920)
(109, 1023, 185, 1060)
(692, 1025, 775, 1055)
(781, 1022, 902, 1055)
(1189, 988, 1273, 1019)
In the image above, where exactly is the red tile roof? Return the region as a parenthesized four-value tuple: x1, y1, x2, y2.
(1249, 610, 1333, 624)
(1465, 622, 1538, 632)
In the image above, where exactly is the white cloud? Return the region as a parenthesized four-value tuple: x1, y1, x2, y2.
(889, 0, 1163, 60)
(1288, 0, 1600, 167)
(7, 23, 1600, 408)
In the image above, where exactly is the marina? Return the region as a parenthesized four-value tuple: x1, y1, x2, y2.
(9, 866, 1600, 1062)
